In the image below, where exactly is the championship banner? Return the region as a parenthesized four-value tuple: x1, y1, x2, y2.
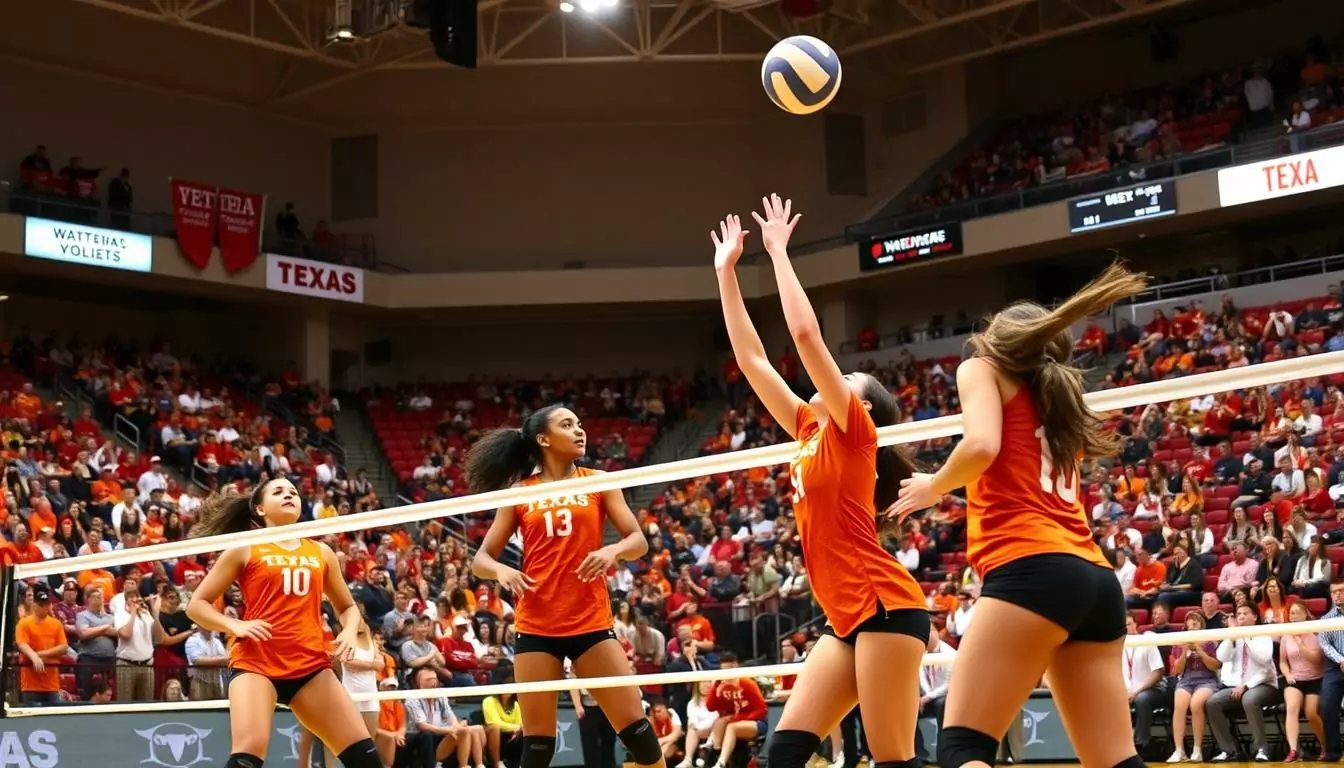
(171, 179, 217, 269)
(217, 188, 266, 273)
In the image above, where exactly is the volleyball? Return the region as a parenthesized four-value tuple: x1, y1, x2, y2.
(761, 35, 842, 115)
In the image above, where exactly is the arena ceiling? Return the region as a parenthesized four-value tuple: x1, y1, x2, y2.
(7, 0, 1207, 127)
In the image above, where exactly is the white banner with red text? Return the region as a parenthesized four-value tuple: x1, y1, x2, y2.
(1217, 143, 1344, 208)
(265, 253, 364, 303)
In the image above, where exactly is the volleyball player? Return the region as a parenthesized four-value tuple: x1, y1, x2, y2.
(887, 263, 1150, 768)
(467, 407, 666, 768)
(712, 195, 929, 768)
(186, 477, 383, 768)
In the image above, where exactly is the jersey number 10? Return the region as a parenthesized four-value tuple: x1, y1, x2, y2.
(1035, 426, 1079, 504)
(281, 567, 312, 597)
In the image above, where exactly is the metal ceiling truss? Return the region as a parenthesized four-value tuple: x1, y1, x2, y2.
(63, 0, 1206, 102)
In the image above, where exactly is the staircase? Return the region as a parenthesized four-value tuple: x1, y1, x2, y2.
(1233, 124, 1291, 164)
(1084, 350, 1127, 391)
(332, 407, 400, 504)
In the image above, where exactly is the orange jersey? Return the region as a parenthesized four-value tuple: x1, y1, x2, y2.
(965, 387, 1108, 577)
(512, 467, 613, 637)
(791, 393, 925, 636)
(229, 540, 331, 679)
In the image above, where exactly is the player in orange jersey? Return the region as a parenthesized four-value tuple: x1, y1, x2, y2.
(713, 195, 928, 768)
(186, 478, 385, 768)
(467, 405, 663, 768)
(889, 263, 1150, 768)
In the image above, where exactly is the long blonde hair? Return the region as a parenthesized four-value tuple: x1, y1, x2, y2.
(966, 262, 1148, 478)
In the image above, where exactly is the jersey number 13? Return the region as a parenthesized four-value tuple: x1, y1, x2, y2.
(1035, 426, 1079, 504)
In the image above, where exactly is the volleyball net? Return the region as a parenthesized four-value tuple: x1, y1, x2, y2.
(4, 351, 1344, 719)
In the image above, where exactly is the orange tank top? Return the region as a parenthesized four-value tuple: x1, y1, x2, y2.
(790, 393, 926, 637)
(230, 539, 331, 679)
(965, 388, 1109, 577)
(513, 467, 614, 637)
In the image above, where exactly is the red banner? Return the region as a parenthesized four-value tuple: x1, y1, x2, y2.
(217, 188, 266, 273)
(171, 179, 217, 270)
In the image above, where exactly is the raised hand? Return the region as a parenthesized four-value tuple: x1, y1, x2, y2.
(751, 193, 800, 255)
(711, 214, 749, 272)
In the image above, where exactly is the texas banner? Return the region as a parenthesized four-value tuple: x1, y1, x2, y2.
(171, 178, 216, 269)
(217, 187, 266, 273)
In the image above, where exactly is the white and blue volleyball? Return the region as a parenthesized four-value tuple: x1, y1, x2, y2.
(761, 35, 842, 115)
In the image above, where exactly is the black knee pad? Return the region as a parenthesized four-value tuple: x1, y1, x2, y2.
(337, 738, 384, 768)
(1111, 756, 1147, 768)
(617, 719, 663, 766)
(936, 726, 998, 768)
(521, 736, 558, 768)
(225, 755, 264, 768)
(767, 729, 823, 768)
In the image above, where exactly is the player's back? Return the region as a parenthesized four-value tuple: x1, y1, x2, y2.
(231, 539, 330, 678)
(965, 386, 1107, 577)
(513, 467, 612, 637)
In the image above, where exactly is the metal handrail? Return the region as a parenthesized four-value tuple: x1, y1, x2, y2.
(837, 248, 1344, 355)
(112, 413, 142, 453)
(844, 119, 1344, 243)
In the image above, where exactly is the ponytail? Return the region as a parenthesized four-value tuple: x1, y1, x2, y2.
(190, 479, 278, 538)
(968, 262, 1148, 477)
(856, 373, 919, 539)
(464, 404, 564, 494)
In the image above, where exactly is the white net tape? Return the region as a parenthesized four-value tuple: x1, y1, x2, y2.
(9, 618, 1344, 718)
(13, 351, 1344, 580)
(8, 350, 1344, 718)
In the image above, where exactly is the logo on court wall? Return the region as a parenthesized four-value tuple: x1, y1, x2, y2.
(1021, 709, 1050, 747)
(134, 723, 214, 768)
(276, 725, 303, 761)
(556, 720, 574, 754)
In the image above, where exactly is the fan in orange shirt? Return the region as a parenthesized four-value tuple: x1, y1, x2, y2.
(713, 197, 928, 768)
(889, 263, 1149, 768)
(468, 405, 661, 768)
(185, 478, 384, 768)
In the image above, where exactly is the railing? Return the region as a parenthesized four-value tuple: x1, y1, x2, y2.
(836, 248, 1344, 355)
(844, 119, 1344, 243)
(0, 182, 402, 273)
(753, 611, 794, 664)
(112, 413, 142, 453)
(2, 656, 504, 706)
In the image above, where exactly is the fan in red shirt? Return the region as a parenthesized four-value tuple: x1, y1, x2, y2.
(704, 653, 769, 765)
(438, 615, 480, 678)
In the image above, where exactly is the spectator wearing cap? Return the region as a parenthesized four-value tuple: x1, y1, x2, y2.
(32, 525, 58, 560)
(75, 586, 117, 699)
(375, 675, 408, 768)
(184, 623, 228, 701)
(114, 590, 163, 702)
(136, 457, 167, 502)
(948, 588, 976, 640)
(438, 615, 480, 687)
(51, 579, 80, 652)
(15, 584, 69, 706)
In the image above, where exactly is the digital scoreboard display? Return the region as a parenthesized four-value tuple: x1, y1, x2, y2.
(1068, 180, 1178, 233)
(858, 222, 964, 272)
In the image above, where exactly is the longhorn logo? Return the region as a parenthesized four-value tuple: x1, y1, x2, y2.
(134, 723, 214, 767)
